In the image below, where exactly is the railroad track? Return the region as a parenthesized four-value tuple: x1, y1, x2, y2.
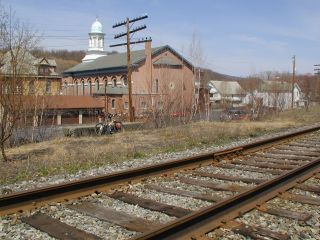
(1, 125, 320, 239)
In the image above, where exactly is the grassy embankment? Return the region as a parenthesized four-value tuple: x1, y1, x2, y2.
(1, 106, 319, 185)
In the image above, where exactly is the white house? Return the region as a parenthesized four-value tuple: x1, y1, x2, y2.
(208, 80, 246, 105)
(245, 81, 304, 110)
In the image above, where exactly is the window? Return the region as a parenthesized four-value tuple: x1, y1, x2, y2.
(29, 81, 35, 94)
(124, 101, 129, 109)
(45, 80, 51, 93)
(122, 75, 128, 86)
(111, 99, 116, 109)
(157, 101, 163, 109)
(112, 77, 117, 87)
(88, 80, 92, 95)
(64, 81, 68, 95)
(95, 79, 99, 92)
(82, 81, 85, 95)
(140, 101, 147, 109)
(155, 79, 159, 93)
(75, 81, 79, 96)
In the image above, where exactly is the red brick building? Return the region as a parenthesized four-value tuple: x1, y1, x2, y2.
(63, 42, 195, 117)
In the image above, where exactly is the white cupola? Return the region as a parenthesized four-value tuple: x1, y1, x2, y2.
(82, 18, 107, 62)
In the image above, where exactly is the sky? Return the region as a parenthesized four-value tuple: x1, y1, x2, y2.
(5, 0, 320, 77)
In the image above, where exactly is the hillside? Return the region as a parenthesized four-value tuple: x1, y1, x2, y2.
(201, 68, 245, 81)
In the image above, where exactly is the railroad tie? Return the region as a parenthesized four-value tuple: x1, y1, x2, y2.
(279, 193, 320, 206)
(67, 202, 161, 233)
(227, 220, 289, 240)
(268, 150, 320, 158)
(22, 213, 102, 240)
(216, 163, 283, 175)
(179, 177, 251, 192)
(256, 205, 312, 221)
(254, 153, 316, 161)
(145, 184, 222, 202)
(108, 191, 192, 217)
(250, 157, 303, 166)
(193, 171, 265, 184)
(295, 183, 320, 194)
(232, 160, 295, 170)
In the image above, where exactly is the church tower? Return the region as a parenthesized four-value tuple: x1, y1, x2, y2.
(82, 18, 107, 62)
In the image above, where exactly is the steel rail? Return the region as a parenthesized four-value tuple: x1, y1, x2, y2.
(1, 124, 319, 215)
(133, 158, 320, 240)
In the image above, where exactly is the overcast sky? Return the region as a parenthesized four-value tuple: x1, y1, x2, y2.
(6, 0, 320, 77)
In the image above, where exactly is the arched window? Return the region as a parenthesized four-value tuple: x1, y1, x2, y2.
(75, 81, 78, 96)
(155, 79, 159, 93)
(64, 81, 68, 95)
(45, 80, 51, 94)
(111, 99, 116, 109)
(29, 81, 35, 94)
(122, 75, 128, 86)
(82, 81, 85, 95)
(104, 78, 108, 90)
(112, 77, 117, 87)
(95, 79, 99, 92)
(88, 80, 92, 95)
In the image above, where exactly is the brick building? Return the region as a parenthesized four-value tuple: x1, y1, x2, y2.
(63, 19, 195, 118)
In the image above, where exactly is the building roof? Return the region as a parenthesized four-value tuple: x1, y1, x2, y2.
(258, 81, 294, 92)
(44, 96, 104, 109)
(153, 56, 182, 66)
(0, 50, 59, 76)
(208, 80, 245, 95)
(63, 45, 193, 77)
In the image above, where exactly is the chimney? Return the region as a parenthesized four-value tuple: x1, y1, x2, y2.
(145, 40, 152, 92)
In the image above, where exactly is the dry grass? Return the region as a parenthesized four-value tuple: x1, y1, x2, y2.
(1, 105, 319, 185)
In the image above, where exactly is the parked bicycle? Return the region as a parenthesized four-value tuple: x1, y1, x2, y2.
(95, 113, 122, 135)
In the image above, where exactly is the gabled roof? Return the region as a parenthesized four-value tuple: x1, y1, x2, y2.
(153, 56, 182, 66)
(37, 57, 57, 67)
(258, 81, 298, 92)
(63, 45, 193, 77)
(0, 50, 58, 76)
(0, 50, 38, 75)
(208, 80, 245, 95)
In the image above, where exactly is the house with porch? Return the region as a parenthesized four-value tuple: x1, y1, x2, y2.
(207, 80, 246, 106)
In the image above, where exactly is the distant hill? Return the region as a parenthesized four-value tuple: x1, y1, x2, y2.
(201, 68, 245, 82)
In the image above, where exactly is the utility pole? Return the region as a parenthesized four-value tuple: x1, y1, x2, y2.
(314, 64, 320, 75)
(292, 55, 296, 108)
(110, 15, 151, 122)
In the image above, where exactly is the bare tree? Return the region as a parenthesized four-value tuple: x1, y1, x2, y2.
(0, 5, 38, 161)
(189, 32, 205, 120)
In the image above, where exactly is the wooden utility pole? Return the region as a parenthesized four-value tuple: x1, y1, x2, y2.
(126, 18, 134, 122)
(110, 15, 151, 122)
(292, 55, 295, 108)
(314, 64, 320, 75)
